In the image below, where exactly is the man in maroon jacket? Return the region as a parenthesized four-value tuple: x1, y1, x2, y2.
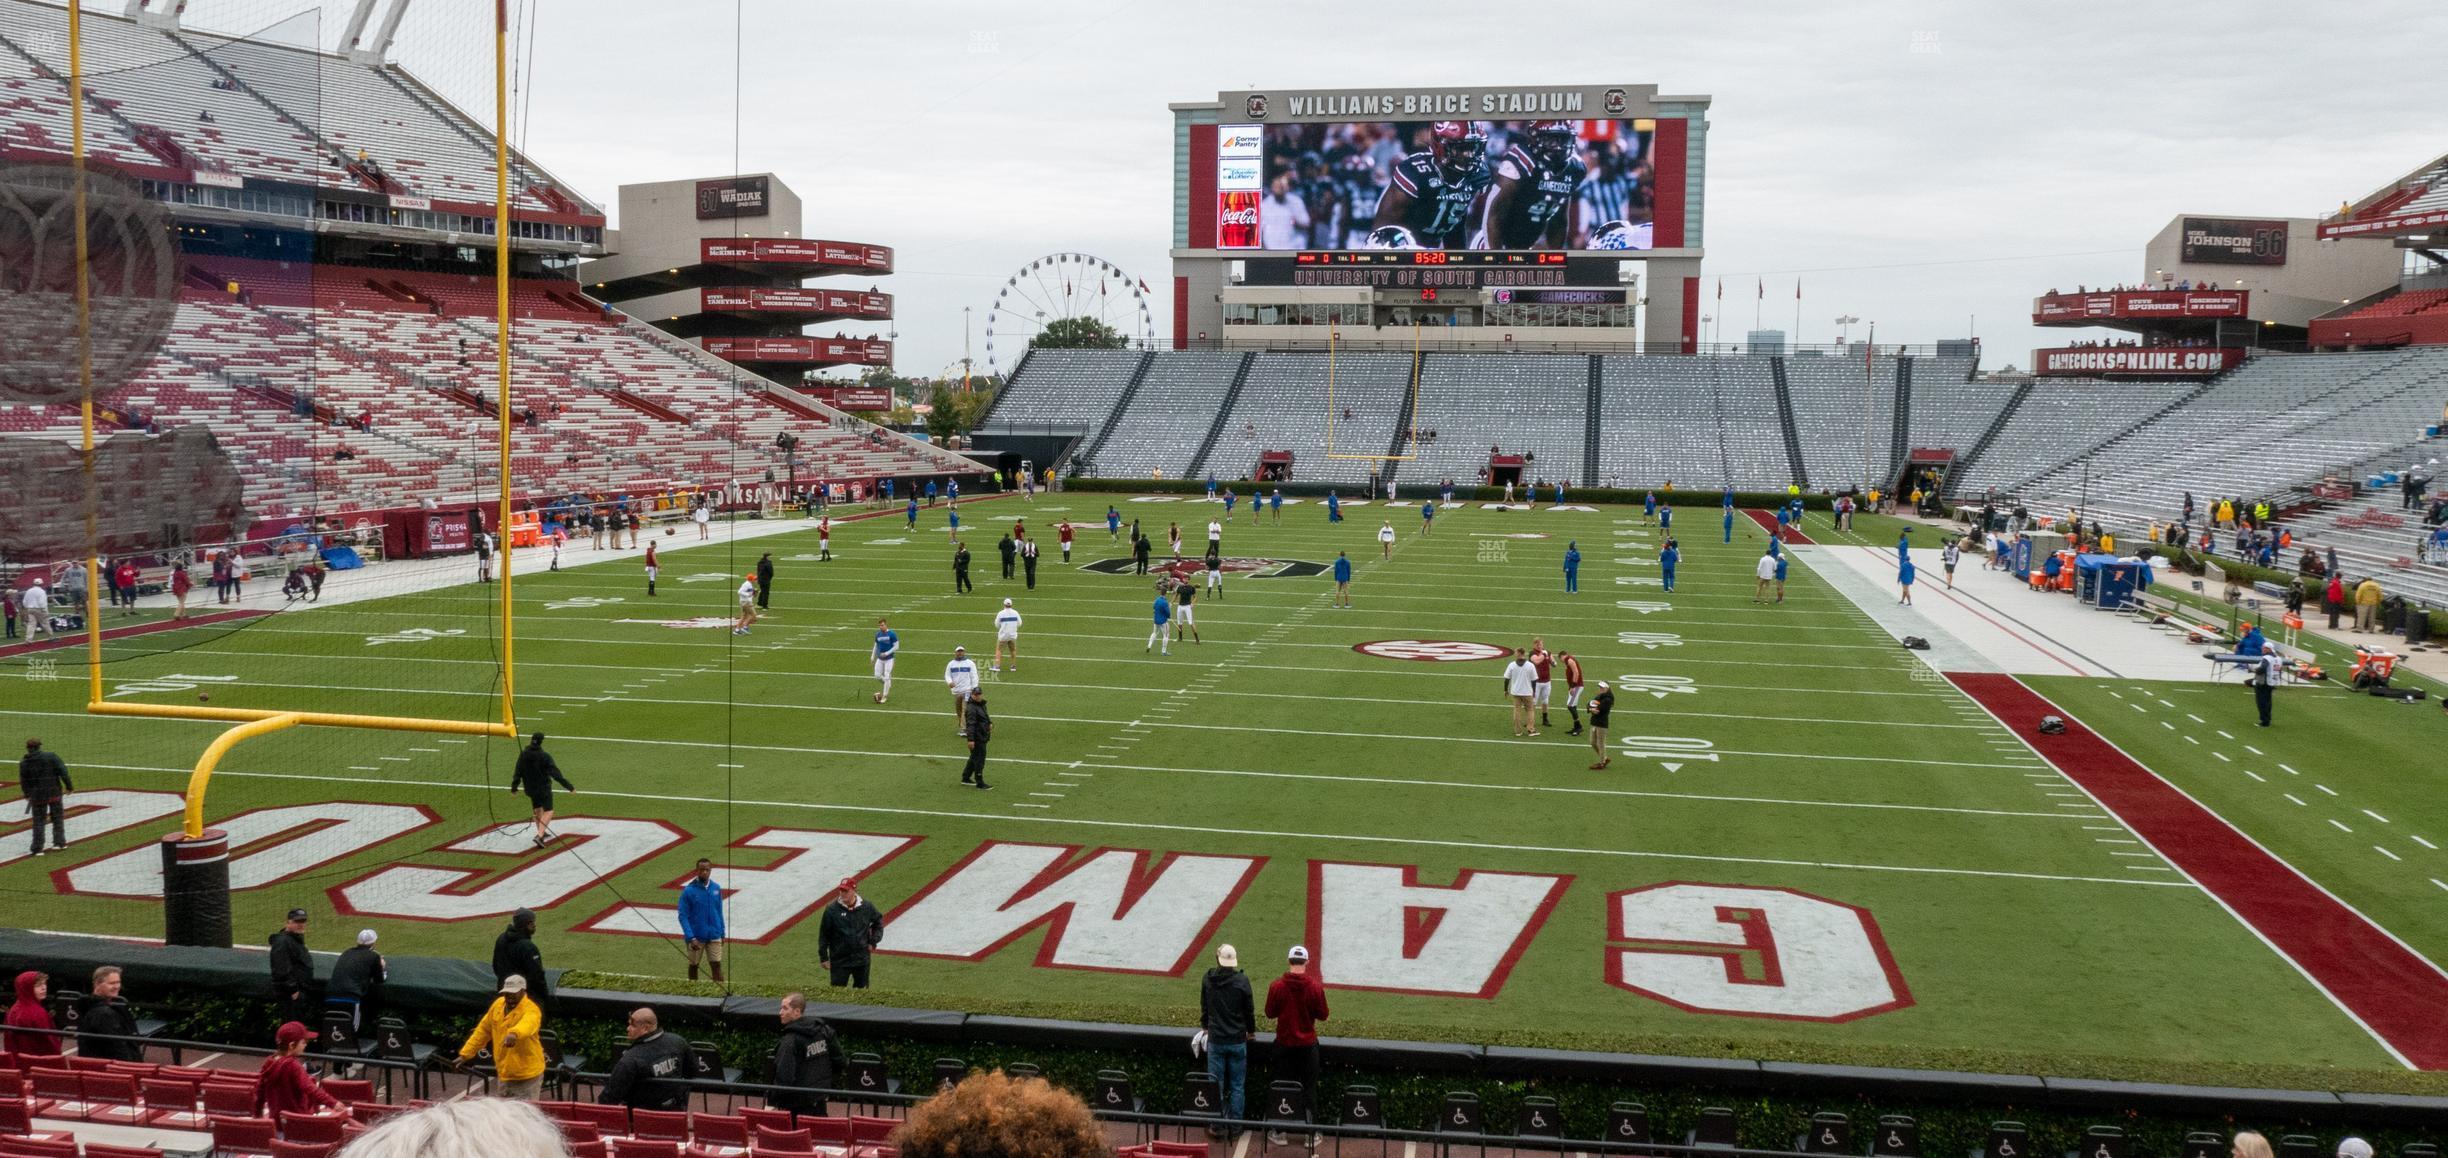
(1263, 945, 1329, 1145)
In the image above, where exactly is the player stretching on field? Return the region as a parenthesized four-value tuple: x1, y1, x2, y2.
(1559, 650, 1586, 735)
(733, 574, 758, 635)
(1204, 546, 1225, 601)
(871, 618, 898, 703)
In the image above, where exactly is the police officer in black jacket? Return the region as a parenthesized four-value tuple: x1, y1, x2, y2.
(598, 1007, 702, 1110)
(769, 992, 842, 1115)
(952, 541, 973, 594)
(268, 908, 314, 1026)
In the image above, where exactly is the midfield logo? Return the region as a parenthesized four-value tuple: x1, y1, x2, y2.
(1081, 556, 1327, 580)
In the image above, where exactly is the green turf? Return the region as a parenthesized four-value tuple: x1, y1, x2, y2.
(0, 497, 2422, 1086)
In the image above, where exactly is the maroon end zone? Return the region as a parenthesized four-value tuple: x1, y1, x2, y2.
(1949, 671, 2448, 1068)
(1739, 509, 1817, 545)
(0, 607, 269, 659)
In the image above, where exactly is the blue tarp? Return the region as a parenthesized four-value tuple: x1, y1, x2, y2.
(320, 545, 365, 570)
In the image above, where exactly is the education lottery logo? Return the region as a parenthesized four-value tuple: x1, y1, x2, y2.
(1354, 640, 1511, 662)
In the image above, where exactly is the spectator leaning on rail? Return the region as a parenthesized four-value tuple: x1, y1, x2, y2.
(1198, 944, 1255, 1132)
(76, 966, 142, 1063)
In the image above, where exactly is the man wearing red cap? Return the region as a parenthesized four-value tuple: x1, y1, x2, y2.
(255, 1021, 342, 1119)
(1263, 944, 1329, 1145)
(817, 879, 885, 989)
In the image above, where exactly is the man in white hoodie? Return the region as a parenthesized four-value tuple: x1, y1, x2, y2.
(992, 599, 1022, 673)
(944, 646, 981, 735)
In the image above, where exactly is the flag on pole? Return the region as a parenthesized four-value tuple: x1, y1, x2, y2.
(1756, 278, 1764, 300)
(1796, 280, 1802, 300)
(1715, 278, 1722, 300)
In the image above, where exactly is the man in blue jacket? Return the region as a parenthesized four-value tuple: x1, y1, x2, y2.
(678, 857, 726, 983)
(1333, 551, 1353, 608)
(1562, 541, 1581, 593)
(1660, 538, 1680, 592)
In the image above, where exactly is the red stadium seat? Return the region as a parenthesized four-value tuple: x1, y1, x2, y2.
(350, 1101, 408, 1125)
(281, 1109, 351, 1143)
(203, 1080, 261, 1116)
(573, 1102, 632, 1134)
(0, 1137, 78, 1158)
(849, 1115, 899, 1145)
(86, 1144, 171, 1158)
(79, 1071, 148, 1125)
(690, 1112, 749, 1146)
(611, 1140, 684, 1158)
(629, 1108, 690, 1140)
(321, 1077, 375, 1104)
(800, 1115, 852, 1146)
(142, 1075, 207, 1129)
(270, 1142, 339, 1158)
(738, 1106, 796, 1134)
(210, 1114, 281, 1157)
(752, 1125, 815, 1153)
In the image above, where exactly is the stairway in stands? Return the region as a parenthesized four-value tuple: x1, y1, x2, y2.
(1078, 352, 1157, 469)
(1769, 357, 1811, 490)
(1890, 357, 1915, 473)
(1951, 383, 2033, 490)
(1583, 356, 1604, 488)
(1183, 352, 1256, 482)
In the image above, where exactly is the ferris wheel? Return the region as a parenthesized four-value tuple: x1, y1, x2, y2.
(983, 252, 1155, 373)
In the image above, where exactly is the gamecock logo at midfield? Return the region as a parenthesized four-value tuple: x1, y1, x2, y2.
(1082, 556, 1328, 580)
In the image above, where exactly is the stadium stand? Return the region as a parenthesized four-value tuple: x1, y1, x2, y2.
(984, 349, 1147, 431)
(1198, 351, 1413, 486)
(1781, 353, 1899, 492)
(1407, 353, 1588, 488)
(1081, 350, 1246, 482)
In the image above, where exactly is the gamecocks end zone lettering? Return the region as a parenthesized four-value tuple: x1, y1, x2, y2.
(880, 843, 1263, 975)
(333, 816, 686, 922)
(1307, 862, 1570, 997)
(578, 828, 918, 945)
(1604, 882, 1912, 1022)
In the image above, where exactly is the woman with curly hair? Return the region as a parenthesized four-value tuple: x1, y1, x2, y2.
(892, 1070, 1112, 1158)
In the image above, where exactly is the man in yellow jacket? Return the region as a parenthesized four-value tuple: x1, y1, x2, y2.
(455, 973, 546, 1100)
(2354, 576, 2385, 633)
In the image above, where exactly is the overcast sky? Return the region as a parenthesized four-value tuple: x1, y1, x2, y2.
(180, 0, 2448, 379)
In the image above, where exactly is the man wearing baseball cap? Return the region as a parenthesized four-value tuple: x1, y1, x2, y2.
(268, 908, 313, 1028)
(1587, 681, 1616, 769)
(255, 1020, 342, 1119)
(453, 974, 545, 1100)
(1262, 945, 1329, 1145)
(817, 879, 885, 989)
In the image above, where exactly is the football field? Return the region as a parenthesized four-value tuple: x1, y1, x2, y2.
(8, 495, 2445, 1089)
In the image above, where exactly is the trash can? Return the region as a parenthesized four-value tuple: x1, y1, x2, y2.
(2409, 608, 2433, 647)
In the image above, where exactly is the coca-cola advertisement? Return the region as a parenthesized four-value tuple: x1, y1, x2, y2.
(1218, 119, 1654, 251)
(1217, 191, 1261, 248)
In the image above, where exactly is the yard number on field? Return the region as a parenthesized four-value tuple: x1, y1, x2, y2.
(365, 627, 466, 647)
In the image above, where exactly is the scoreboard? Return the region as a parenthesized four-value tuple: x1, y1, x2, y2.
(1291, 251, 1570, 267)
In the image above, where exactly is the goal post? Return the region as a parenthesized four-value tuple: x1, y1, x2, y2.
(1322, 324, 1422, 464)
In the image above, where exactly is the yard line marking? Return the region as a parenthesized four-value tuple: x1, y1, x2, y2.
(1011, 803, 1050, 809)
(2111, 851, 2159, 858)
(2330, 819, 2354, 834)
(2094, 838, 2141, 845)
(409, 747, 439, 753)
(2279, 763, 2302, 776)
(2126, 866, 2176, 872)
(2365, 810, 2390, 824)
(2315, 784, 2339, 797)
(348, 766, 379, 772)
(2131, 704, 2147, 713)
(1029, 793, 1066, 799)
(2244, 745, 2263, 756)
(2156, 698, 2178, 709)
(2083, 825, 2124, 831)
(2243, 770, 2266, 782)
(2377, 846, 2404, 862)
(2182, 735, 2199, 746)
(2217, 730, 2234, 740)
(379, 756, 411, 762)
(2434, 879, 2448, 892)
(439, 739, 469, 744)
(2211, 752, 2230, 763)
(2186, 714, 2205, 724)
(2414, 836, 2438, 851)
(2285, 794, 2308, 807)
(716, 763, 744, 769)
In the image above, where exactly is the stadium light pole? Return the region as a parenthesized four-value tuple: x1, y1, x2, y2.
(69, 0, 100, 706)
(492, 0, 516, 733)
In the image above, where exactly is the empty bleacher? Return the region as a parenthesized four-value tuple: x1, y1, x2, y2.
(1781, 353, 1898, 491)
(1086, 351, 1245, 481)
(985, 350, 1146, 430)
(1407, 353, 1587, 487)
(1949, 378, 2199, 498)
(1201, 351, 1412, 486)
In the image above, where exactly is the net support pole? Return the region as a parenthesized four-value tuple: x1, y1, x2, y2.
(493, 0, 516, 734)
(69, 1, 100, 708)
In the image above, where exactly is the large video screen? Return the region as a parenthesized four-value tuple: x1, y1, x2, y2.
(1216, 119, 1654, 252)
